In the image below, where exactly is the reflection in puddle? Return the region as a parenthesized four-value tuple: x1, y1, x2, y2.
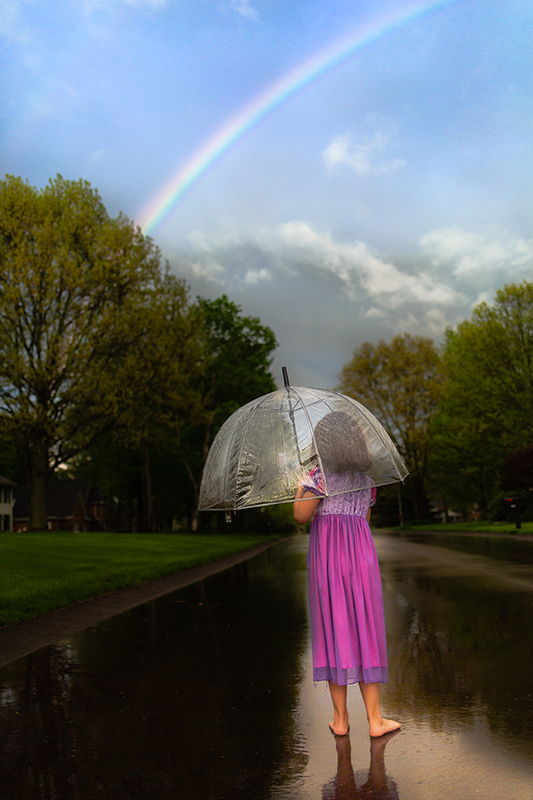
(1, 534, 533, 799)
(322, 732, 400, 800)
(378, 535, 533, 757)
(0, 544, 310, 799)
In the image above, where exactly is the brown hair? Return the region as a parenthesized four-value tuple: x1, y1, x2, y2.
(313, 411, 373, 473)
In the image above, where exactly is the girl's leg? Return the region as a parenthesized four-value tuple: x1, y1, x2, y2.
(358, 682, 401, 738)
(328, 681, 350, 735)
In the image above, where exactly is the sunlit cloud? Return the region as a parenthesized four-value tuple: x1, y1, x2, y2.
(420, 227, 533, 276)
(273, 221, 461, 307)
(323, 128, 406, 176)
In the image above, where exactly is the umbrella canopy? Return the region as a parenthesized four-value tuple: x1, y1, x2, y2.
(198, 378, 408, 513)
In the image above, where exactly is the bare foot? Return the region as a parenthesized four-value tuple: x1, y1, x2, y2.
(369, 717, 401, 738)
(329, 715, 350, 736)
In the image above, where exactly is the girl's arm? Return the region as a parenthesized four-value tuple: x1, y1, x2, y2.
(293, 483, 321, 524)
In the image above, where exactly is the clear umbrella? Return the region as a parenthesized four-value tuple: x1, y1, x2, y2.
(198, 368, 408, 513)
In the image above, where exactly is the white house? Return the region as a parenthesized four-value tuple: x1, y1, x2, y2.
(0, 475, 16, 531)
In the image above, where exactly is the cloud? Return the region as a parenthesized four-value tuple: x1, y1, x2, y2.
(323, 129, 406, 176)
(180, 221, 465, 320)
(245, 268, 272, 284)
(172, 221, 479, 390)
(393, 307, 453, 339)
(188, 257, 226, 283)
(420, 227, 533, 277)
(219, 0, 259, 21)
(273, 221, 462, 307)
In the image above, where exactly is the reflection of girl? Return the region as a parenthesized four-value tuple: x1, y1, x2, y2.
(322, 732, 400, 799)
(294, 412, 400, 738)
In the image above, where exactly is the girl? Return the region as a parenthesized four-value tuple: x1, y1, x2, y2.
(294, 411, 400, 738)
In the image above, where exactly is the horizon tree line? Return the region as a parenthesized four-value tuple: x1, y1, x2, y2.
(1, 174, 531, 529)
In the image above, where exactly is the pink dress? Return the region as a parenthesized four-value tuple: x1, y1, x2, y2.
(304, 467, 387, 685)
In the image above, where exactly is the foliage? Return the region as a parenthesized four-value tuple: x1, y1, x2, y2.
(432, 281, 533, 515)
(183, 295, 278, 528)
(197, 294, 278, 428)
(499, 446, 533, 490)
(337, 334, 442, 519)
(0, 174, 201, 528)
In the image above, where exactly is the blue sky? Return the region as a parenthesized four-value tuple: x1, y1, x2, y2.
(2, 0, 533, 388)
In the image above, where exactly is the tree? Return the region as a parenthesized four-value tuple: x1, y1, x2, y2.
(0, 174, 200, 529)
(184, 295, 278, 529)
(337, 334, 442, 519)
(432, 281, 533, 515)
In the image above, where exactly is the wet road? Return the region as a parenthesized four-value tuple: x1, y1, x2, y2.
(1, 532, 533, 799)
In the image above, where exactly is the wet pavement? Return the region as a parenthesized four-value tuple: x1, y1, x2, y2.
(1, 531, 533, 799)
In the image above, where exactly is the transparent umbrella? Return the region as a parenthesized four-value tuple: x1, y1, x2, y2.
(198, 368, 408, 513)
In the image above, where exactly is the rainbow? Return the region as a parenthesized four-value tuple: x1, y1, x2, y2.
(138, 0, 458, 235)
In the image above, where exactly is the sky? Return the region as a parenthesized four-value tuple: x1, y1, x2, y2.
(2, 0, 533, 390)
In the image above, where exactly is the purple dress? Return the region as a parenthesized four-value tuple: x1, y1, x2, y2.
(304, 467, 387, 685)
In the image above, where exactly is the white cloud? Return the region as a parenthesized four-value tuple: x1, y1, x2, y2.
(394, 307, 452, 339)
(245, 268, 272, 284)
(274, 221, 462, 307)
(185, 221, 464, 310)
(323, 129, 406, 176)
(472, 291, 492, 308)
(420, 227, 533, 276)
(365, 307, 386, 319)
(189, 257, 226, 283)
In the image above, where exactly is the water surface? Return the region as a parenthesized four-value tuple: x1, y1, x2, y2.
(1, 533, 533, 799)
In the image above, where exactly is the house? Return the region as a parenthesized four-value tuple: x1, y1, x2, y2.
(0, 475, 16, 531)
(13, 479, 108, 532)
(430, 498, 463, 523)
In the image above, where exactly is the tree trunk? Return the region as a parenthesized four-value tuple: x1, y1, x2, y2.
(28, 441, 49, 530)
(184, 460, 200, 532)
(143, 448, 154, 532)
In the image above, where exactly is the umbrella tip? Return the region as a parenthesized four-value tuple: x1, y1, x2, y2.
(282, 366, 290, 388)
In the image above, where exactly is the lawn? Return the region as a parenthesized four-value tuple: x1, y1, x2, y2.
(0, 531, 272, 627)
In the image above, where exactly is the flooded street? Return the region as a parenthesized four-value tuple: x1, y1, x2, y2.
(1, 532, 533, 799)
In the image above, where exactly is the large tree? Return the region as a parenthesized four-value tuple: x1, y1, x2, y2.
(0, 174, 199, 529)
(183, 295, 278, 529)
(337, 334, 442, 519)
(432, 281, 533, 515)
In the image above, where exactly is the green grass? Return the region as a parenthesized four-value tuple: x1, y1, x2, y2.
(387, 520, 533, 534)
(0, 531, 271, 627)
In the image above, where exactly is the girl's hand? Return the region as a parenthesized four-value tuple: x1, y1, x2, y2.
(294, 478, 306, 500)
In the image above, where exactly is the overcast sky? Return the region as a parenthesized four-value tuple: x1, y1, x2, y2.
(2, 0, 533, 389)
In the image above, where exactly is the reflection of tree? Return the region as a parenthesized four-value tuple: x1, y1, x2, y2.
(0, 545, 310, 798)
(322, 731, 400, 799)
(0, 644, 85, 797)
(379, 554, 533, 748)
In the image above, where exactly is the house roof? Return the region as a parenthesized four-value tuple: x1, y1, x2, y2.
(0, 474, 16, 487)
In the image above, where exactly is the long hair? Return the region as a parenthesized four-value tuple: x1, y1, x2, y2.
(313, 411, 373, 473)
